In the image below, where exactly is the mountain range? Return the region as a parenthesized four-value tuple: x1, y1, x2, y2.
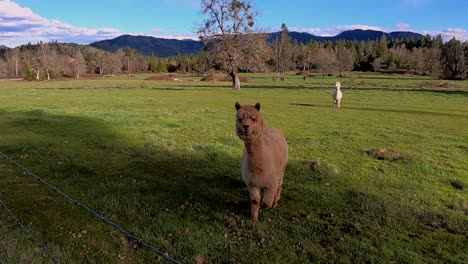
(0, 30, 424, 57)
(90, 35, 204, 57)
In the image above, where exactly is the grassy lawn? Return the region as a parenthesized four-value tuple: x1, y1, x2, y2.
(0, 73, 467, 263)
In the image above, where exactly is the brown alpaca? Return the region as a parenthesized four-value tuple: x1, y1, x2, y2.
(235, 102, 288, 222)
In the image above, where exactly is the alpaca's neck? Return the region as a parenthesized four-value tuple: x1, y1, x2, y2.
(244, 133, 264, 156)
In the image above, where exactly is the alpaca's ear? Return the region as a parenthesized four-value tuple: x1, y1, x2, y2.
(235, 101, 241, 110)
(255, 103, 260, 111)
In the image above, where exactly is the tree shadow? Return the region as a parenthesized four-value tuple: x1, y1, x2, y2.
(0, 109, 254, 261)
(289, 102, 468, 119)
(0, 108, 250, 215)
(289, 103, 316, 107)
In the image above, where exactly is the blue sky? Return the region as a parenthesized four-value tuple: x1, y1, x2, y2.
(1, 0, 467, 47)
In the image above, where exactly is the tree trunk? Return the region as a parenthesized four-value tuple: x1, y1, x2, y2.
(230, 72, 241, 91)
(127, 57, 130, 80)
(76, 70, 80, 79)
(46, 69, 50, 80)
(15, 58, 18, 77)
(99, 66, 103, 76)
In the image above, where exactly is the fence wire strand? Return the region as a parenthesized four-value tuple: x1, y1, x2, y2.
(0, 215, 28, 264)
(0, 151, 181, 264)
(0, 199, 59, 263)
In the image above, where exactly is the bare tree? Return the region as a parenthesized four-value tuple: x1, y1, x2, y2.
(38, 42, 53, 80)
(408, 48, 424, 74)
(198, 0, 260, 91)
(26, 49, 42, 80)
(123, 47, 135, 80)
(95, 50, 121, 76)
(4, 48, 21, 78)
(95, 50, 106, 76)
(0, 57, 7, 78)
(314, 47, 337, 78)
(71, 50, 87, 79)
(102, 52, 121, 76)
(273, 23, 292, 78)
(423, 48, 441, 75)
(336, 46, 355, 77)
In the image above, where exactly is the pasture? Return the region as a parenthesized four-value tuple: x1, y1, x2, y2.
(0, 73, 467, 263)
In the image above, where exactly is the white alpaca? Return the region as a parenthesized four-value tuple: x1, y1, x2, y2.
(332, 82, 343, 108)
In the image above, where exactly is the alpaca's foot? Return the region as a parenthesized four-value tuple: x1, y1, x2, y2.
(261, 201, 273, 209)
(251, 214, 258, 223)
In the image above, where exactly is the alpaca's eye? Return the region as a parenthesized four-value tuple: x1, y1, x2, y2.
(252, 118, 256, 122)
(238, 117, 242, 122)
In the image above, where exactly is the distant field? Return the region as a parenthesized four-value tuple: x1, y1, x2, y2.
(0, 73, 467, 263)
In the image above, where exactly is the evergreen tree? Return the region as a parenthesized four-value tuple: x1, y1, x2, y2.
(441, 38, 467, 79)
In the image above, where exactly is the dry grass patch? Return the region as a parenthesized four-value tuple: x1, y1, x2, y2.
(417, 81, 457, 89)
(364, 147, 409, 162)
(145, 74, 178, 81)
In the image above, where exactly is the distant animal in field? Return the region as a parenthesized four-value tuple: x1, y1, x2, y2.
(332, 81, 343, 108)
(272, 76, 277, 81)
(235, 102, 288, 223)
(280, 76, 285, 82)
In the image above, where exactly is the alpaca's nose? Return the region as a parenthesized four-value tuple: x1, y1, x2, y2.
(243, 125, 249, 129)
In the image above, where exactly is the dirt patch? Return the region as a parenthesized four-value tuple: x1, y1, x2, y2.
(200, 74, 249, 83)
(145, 74, 179, 81)
(364, 147, 407, 162)
(417, 81, 457, 89)
(450, 180, 463, 190)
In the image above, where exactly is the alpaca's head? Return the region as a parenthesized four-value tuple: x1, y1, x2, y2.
(235, 102, 264, 140)
(336, 82, 341, 89)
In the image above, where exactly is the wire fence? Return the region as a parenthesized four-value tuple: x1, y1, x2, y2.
(0, 151, 182, 264)
(0, 199, 59, 263)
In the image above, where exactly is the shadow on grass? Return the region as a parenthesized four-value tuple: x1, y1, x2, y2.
(289, 103, 316, 107)
(0, 109, 249, 218)
(0, 108, 258, 261)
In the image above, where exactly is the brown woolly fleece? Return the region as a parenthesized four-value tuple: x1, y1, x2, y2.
(235, 102, 288, 223)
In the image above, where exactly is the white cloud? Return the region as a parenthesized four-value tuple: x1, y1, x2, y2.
(396, 23, 411, 31)
(288, 24, 468, 41)
(0, 0, 122, 47)
(289, 24, 385, 37)
(151, 28, 198, 40)
(422, 28, 468, 41)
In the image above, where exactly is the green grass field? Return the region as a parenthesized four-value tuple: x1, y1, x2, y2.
(0, 73, 467, 263)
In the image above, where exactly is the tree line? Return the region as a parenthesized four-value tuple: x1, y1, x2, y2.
(0, 29, 467, 81)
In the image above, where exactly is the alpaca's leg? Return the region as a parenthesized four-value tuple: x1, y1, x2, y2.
(248, 184, 261, 223)
(273, 184, 282, 208)
(337, 100, 341, 108)
(262, 184, 278, 209)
